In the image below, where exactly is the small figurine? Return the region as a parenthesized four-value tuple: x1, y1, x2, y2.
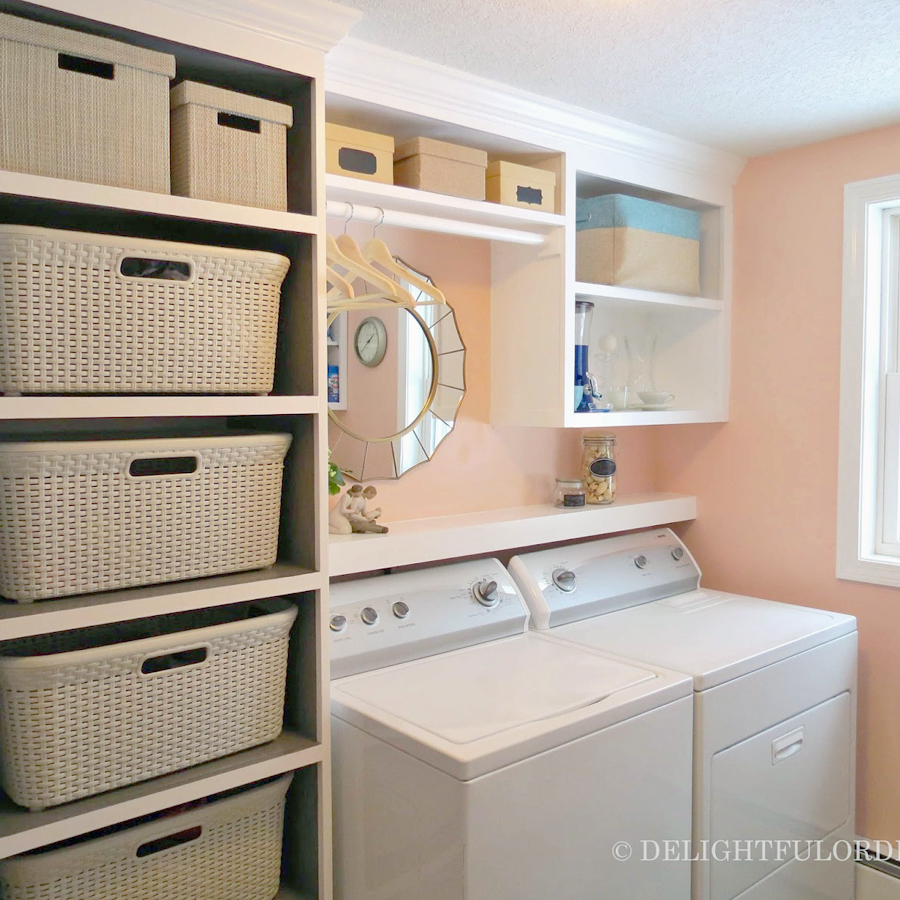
(328, 484, 389, 535)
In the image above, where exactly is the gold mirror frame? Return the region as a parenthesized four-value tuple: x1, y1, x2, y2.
(328, 261, 467, 481)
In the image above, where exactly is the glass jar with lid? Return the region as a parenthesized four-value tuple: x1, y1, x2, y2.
(581, 434, 617, 505)
(554, 477, 586, 508)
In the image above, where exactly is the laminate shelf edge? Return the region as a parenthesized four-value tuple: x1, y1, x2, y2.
(574, 281, 724, 311)
(0, 732, 323, 860)
(0, 394, 322, 420)
(0, 565, 325, 640)
(329, 493, 697, 576)
(326, 173, 565, 233)
(0, 170, 321, 235)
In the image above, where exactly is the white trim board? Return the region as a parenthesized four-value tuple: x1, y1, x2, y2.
(329, 493, 697, 576)
(858, 863, 900, 899)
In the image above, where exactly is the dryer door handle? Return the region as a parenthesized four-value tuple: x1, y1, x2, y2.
(772, 727, 804, 764)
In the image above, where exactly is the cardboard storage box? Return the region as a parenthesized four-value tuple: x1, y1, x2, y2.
(576, 194, 702, 296)
(486, 160, 556, 212)
(171, 81, 293, 210)
(394, 137, 488, 200)
(0, 12, 175, 192)
(326, 122, 394, 183)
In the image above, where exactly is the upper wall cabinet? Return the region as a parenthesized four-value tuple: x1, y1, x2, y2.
(325, 35, 741, 429)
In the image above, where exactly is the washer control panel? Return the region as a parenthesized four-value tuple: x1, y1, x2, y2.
(330, 558, 528, 679)
(508, 528, 701, 630)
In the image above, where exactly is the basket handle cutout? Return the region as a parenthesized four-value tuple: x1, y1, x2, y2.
(218, 111, 261, 133)
(339, 147, 377, 176)
(141, 645, 208, 674)
(58, 53, 114, 80)
(120, 257, 193, 281)
(129, 456, 199, 477)
(516, 185, 543, 206)
(136, 825, 202, 858)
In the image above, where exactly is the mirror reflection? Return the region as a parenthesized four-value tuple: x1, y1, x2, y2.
(328, 261, 466, 481)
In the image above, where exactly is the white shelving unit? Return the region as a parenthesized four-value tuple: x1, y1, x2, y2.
(330, 493, 697, 576)
(0, 1, 350, 897)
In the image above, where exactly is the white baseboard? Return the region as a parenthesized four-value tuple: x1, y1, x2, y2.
(858, 862, 900, 899)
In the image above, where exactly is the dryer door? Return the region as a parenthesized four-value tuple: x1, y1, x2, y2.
(709, 692, 853, 900)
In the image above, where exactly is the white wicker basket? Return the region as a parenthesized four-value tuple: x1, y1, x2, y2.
(0, 601, 296, 810)
(171, 81, 293, 211)
(0, 225, 289, 394)
(0, 432, 292, 602)
(0, 774, 291, 898)
(0, 12, 175, 193)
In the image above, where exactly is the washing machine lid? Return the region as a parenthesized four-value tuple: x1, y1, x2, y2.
(551, 590, 857, 691)
(331, 631, 692, 780)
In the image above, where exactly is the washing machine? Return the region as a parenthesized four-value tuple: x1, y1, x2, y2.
(329, 557, 694, 900)
(509, 528, 857, 900)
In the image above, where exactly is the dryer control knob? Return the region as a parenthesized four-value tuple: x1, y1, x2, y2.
(552, 568, 577, 592)
(473, 579, 500, 607)
(360, 606, 379, 626)
(671, 546, 685, 561)
(329, 614, 347, 633)
(392, 601, 410, 619)
(634, 555, 648, 569)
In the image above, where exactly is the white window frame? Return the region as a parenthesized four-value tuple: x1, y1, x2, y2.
(838, 173, 900, 585)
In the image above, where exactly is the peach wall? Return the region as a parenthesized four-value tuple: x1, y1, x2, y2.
(658, 121, 900, 842)
(329, 221, 657, 520)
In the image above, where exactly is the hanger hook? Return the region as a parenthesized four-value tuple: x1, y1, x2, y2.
(343, 202, 354, 234)
(373, 207, 386, 236)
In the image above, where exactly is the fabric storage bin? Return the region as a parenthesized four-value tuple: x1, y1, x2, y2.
(394, 137, 488, 200)
(171, 81, 293, 211)
(326, 122, 394, 183)
(486, 160, 556, 212)
(0, 601, 296, 810)
(0, 12, 175, 193)
(0, 225, 289, 394)
(576, 194, 702, 296)
(0, 775, 291, 897)
(0, 431, 292, 602)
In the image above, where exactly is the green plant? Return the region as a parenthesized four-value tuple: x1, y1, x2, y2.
(328, 450, 345, 496)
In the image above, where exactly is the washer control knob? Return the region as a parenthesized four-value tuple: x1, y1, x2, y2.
(329, 614, 347, 633)
(671, 546, 685, 561)
(634, 555, 648, 569)
(552, 568, 577, 592)
(360, 606, 379, 626)
(392, 601, 410, 619)
(473, 579, 500, 607)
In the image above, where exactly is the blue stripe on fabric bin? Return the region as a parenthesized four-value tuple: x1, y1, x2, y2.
(576, 194, 701, 240)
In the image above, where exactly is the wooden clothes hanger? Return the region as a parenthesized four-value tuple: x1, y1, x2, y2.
(334, 233, 415, 306)
(362, 237, 447, 306)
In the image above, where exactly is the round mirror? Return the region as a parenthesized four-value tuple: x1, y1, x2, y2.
(327, 261, 466, 481)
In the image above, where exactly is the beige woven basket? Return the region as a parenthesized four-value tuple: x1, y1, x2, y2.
(0, 432, 292, 602)
(0, 225, 289, 394)
(0, 12, 175, 192)
(0, 774, 291, 898)
(171, 81, 293, 211)
(0, 600, 296, 810)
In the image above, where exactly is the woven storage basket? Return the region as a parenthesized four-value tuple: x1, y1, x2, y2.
(0, 774, 291, 898)
(0, 432, 292, 602)
(0, 225, 289, 394)
(0, 12, 175, 192)
(0, 601, 296, 809)
(171, 81, 293, 211)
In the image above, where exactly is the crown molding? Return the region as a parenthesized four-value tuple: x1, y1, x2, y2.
(148, 0, 362, 53)
(326, 38, 746, 187)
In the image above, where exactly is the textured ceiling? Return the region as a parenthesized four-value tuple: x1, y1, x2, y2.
(331, 0, 900, 157)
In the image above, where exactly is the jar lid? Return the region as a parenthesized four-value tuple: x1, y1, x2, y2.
(556, 478, 584, 487)
(583, 432, 616, 443)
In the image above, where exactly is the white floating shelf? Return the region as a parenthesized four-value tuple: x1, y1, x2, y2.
(0, 394, 321, 421)
(0, 565, 325, 640)
(567, 408, 727, 427)
(326, 173, 565, 234)
(329, 493, 697, 576)
(0, 732, 322, 860)
(574, 281, 724, 311)
(0, 170, 320, 235)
